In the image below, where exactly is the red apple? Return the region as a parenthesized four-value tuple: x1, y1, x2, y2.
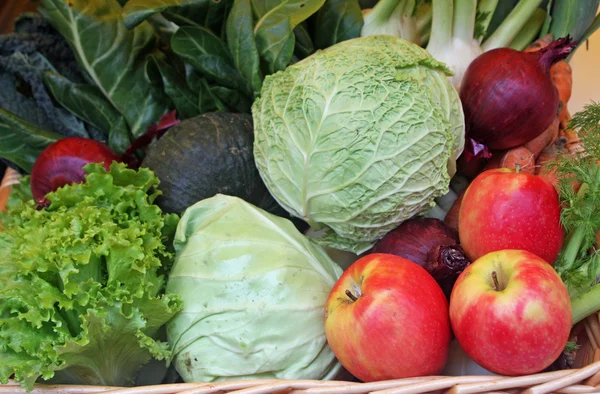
(324, 253, 451, 381)
(458, 168, 563, 264)
(449, 249, 572, 376)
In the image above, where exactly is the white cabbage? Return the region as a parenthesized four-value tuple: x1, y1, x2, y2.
(166, 195, 343, 383)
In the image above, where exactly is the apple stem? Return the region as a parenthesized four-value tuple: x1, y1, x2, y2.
(492, 271, 500, 291)
(345, 289, 358, 302)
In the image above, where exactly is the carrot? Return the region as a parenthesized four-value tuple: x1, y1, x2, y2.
(550, 60, 573, 129)
(552, 61, 573, 106)
(482, 146, 536, 174)
(536, 137, 567, 189)
(524, 34, 574, 133)
(444, 191, 465, 233)
(524, 33, 554, 52)
(524, 116, 560, 159)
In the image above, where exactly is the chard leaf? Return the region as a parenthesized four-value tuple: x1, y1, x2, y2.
(226, 0, 263, 95)
(184, 67, 223, 112)
(145, 55, 201, 119)
(293, 23, 315, 59)
(43, 72, 133, 154)
(252, 0, 325, 74)
(39, 0, 171, 138)
(0, 108, 62, 172)
(161, 0, 233, 32)
(122, 0, 207, 29)
(210, 86, 252, 113)
(313, 0, 363, 49)
(171, 26, 252, 97)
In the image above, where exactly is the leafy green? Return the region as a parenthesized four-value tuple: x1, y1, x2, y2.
(162, 0, 233, 33)
(166, 194, 342, 382)
(210, 86, 252, 112)
(171, 26, 252, 98)
(313, 0, 363, 49)
(122, 0, 207, 29)
(252, 35, 464, 253)
(0, 31, 90, 140)
(550, 102, 600, 324)
(547, 0, 600, 43)
(253, 0, 326, 74)
(226, 0, 263, 95)
(0, 162, 182, 391)
(145, 55, 202, 119)
(0, 108, 62, 172)
(39, 0, 170, 138)
(43, 72, 132, 154)
(293, 23, 316, 58)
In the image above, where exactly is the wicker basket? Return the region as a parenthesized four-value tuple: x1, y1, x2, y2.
(1, 169, 600, 394)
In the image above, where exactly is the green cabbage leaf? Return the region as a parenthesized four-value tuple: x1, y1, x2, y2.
(166, 194, 342, 382)
(0, 163, 182, 391)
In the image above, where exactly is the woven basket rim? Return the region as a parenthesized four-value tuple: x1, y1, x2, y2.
(4, 359, 600, 394)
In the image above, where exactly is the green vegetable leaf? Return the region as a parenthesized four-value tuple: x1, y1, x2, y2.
(252, 0, 326, 74)
(255, 17, 296, 74)
(122, 0, 205, 29)
(162, 0, 233, 32)
(166, 195, 342, 382)
(39, 0, 171, 138)
(313, 0, 363, 49)
(0, 108, 62, 172)
(171, 26, 253, 97)
(43, 72, 133, 154)
(0, 163, 182, 390)
(145, 55, 201, 119)
(548, 0, 600, 42)
(293, 23, 316, 59)
(226, 0, 263, 95)
(210, 86, 252, 112)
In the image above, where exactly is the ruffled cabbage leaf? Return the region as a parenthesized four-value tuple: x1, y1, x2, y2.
(252, 35, 465, 254)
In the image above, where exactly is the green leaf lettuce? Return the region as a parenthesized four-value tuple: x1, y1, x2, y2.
(0, 163, 182, 391)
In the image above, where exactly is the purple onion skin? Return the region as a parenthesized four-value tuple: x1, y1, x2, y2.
(460, 36, 576, 154)
(371, 217, 470, 300)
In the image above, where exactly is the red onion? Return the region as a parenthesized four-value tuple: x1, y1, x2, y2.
(460, 36, 577, 160)
(371, 217, 470, 299)
(30, 137, 120, 208)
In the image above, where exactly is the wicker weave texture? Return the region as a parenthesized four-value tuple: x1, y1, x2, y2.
(2, 359, 600, 394)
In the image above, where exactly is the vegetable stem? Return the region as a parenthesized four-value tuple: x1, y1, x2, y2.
(367, 0, 403, 23)
(559, 183, 590, 271)
(427, 0, 454, 50)
(345, 289, 359, 302)
(571, 281, 600, 324)
(509, 8, 547, 51)
(476, 0, 500, 41)
(416, 4, 433, 33)
(481, 0, 544, 51)
(491, 271, 500, 290)
(453, 0, 477, 42)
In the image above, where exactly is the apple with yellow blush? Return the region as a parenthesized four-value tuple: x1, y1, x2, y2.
(324, 253, 451, 381)
(449, 249, 572, 376)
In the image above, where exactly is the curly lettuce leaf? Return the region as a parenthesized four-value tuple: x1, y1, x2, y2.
(0, 162, 182, 391)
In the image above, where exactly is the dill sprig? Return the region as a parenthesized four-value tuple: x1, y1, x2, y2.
(552, 102, 600, 323)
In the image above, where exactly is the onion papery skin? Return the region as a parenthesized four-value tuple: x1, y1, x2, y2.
(30, 138, 120, 205)
(460, 37, 576, 153)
